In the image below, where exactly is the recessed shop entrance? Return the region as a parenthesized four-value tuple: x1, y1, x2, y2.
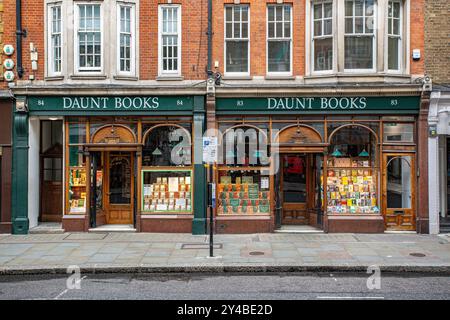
(280, 154, 322, 226)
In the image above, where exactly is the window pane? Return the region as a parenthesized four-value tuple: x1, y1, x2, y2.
(383, 123, 413, 142)
(268, 6, 275, 21)
(268, 41, 290, 72)
(324, 3, 333, 18)
(226, 22, 232, 38)
(314, 21, 322, 37)
(314, 38, 333, 71)
(226, 41, 248, 73)
(387, 157, 412, 209)
(345, 18, 353, 33)
(324, 19, 332, 35)
(225, 7, 232, 22)
(345, 1, 353, 16)
(345, 36, 373, 69)
(388, 37, 400, 70)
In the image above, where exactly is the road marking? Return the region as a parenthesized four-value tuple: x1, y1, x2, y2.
(318, 297, 385, 300)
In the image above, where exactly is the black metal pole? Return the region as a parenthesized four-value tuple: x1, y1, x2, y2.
(16, 0, 25, 78)
(209, 165, 214, 257)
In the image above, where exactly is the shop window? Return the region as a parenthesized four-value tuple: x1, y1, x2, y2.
(327, 125, 378, 214)
(142, 170, 192, 213)
(142, 125, 193, 214)
(221, 125, 270, 167)
(218, 125, 271, 216)
(267, 4, 292, 74)
(312, 0, 333, 72)
(68, 146, 87, 214)
(217, 170, 270, 215)
(142, 125, 191, 167)
(383, 123, 414, 143)
(224, 4, 250, 75)
(386, 156, 412, 209)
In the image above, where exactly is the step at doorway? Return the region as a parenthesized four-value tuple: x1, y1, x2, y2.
(275, 225, 324, 234)
(88, 224, 136, 233)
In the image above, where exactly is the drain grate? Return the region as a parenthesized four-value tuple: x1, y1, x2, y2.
(249, 251, 265, 256)
(409, 252, 426, 257)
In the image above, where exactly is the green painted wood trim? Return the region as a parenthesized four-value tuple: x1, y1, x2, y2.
(11, 111, 29, 234)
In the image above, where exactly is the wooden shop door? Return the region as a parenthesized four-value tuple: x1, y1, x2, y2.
(105, 152, 134, 224)
(382, 154, 416, 231)
(281, 154, 312, 225)
(40, 155, 63, 222)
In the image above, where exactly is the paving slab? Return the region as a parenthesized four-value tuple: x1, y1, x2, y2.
(0, 232, 449, 274)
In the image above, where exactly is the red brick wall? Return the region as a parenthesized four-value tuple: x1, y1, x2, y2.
(213, 0, 424, 77)
(410, 0, 425, 75)
(140, 0, 208, 80)
(0, 0, 208, 83)
(213, 0, 305, 77)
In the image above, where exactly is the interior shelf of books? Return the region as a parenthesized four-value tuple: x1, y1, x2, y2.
(69, 167, 87, 213)
(142, 170, 192, 213)
(217, 169, 270, 215)
(326, 157, 379, 214)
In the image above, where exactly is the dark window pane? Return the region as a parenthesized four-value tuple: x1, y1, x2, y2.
(388, 37, 399, 70)
(226, 41, 248, 73)
(268, 41, 290, 72)
(344, 36, 373, 69)
(314, 38, 333, 71)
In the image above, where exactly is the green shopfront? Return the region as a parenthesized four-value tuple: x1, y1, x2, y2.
(213, 95, 423, 234)
(11, 95, 207, 234)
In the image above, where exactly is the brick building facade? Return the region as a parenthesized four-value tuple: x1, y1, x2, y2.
(1, 0, 432, 235)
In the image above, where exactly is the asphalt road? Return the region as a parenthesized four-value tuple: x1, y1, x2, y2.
(0, 272, 449, 300)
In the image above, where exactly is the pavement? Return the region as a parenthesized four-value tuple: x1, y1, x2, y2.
(0, 232, 449, 275)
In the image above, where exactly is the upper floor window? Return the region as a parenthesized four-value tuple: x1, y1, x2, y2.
(48, 4, 62, 75)
(225, 5, 249, 75)
(267, 4, 292, 75)
(117, 4, 135, 75)
(76, 4, 102, 72)
(159, 5, 181, 76)
(312, 1, 333, 72)
(344, 0, 376, 71)
(387, 0, 402, 71)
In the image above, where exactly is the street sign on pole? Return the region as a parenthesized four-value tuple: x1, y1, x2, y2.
(203, 136, 218, 164)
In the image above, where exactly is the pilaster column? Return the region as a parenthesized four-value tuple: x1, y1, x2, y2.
(11, 97, 29, 234)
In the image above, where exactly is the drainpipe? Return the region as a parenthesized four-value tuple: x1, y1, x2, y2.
(16, 0, 26, 78)
(207, 0, 212, 78)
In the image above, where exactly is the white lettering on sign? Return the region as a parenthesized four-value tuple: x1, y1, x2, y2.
(268, 97, 367, 110)
(267, 98, 314, 110)
(62, 97, 160, 110)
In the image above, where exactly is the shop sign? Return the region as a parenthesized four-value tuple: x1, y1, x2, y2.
(216, 96, 421, 113)
(27, 96, 195, 113)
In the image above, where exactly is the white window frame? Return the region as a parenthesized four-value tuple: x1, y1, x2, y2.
(74, 2, 104, 74)
(266, 4, 293, 76)
(116, 3, 136, 76)
(343, 0, 377, 73)
(386, 0, 403, 73)
(311, 0, 334, 74)
(224, 4, 250, 77)
(47, 2, 63, 76)
(158, 4, 182, 77)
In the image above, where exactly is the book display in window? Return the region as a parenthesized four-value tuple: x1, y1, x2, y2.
(326, 157, 378, 214)
(69, 167, 87, 213)
(217, 175, 270, 215)
(142, 172, 192, 213)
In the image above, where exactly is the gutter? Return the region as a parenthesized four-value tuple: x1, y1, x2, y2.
(16, 0, 26, 78)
